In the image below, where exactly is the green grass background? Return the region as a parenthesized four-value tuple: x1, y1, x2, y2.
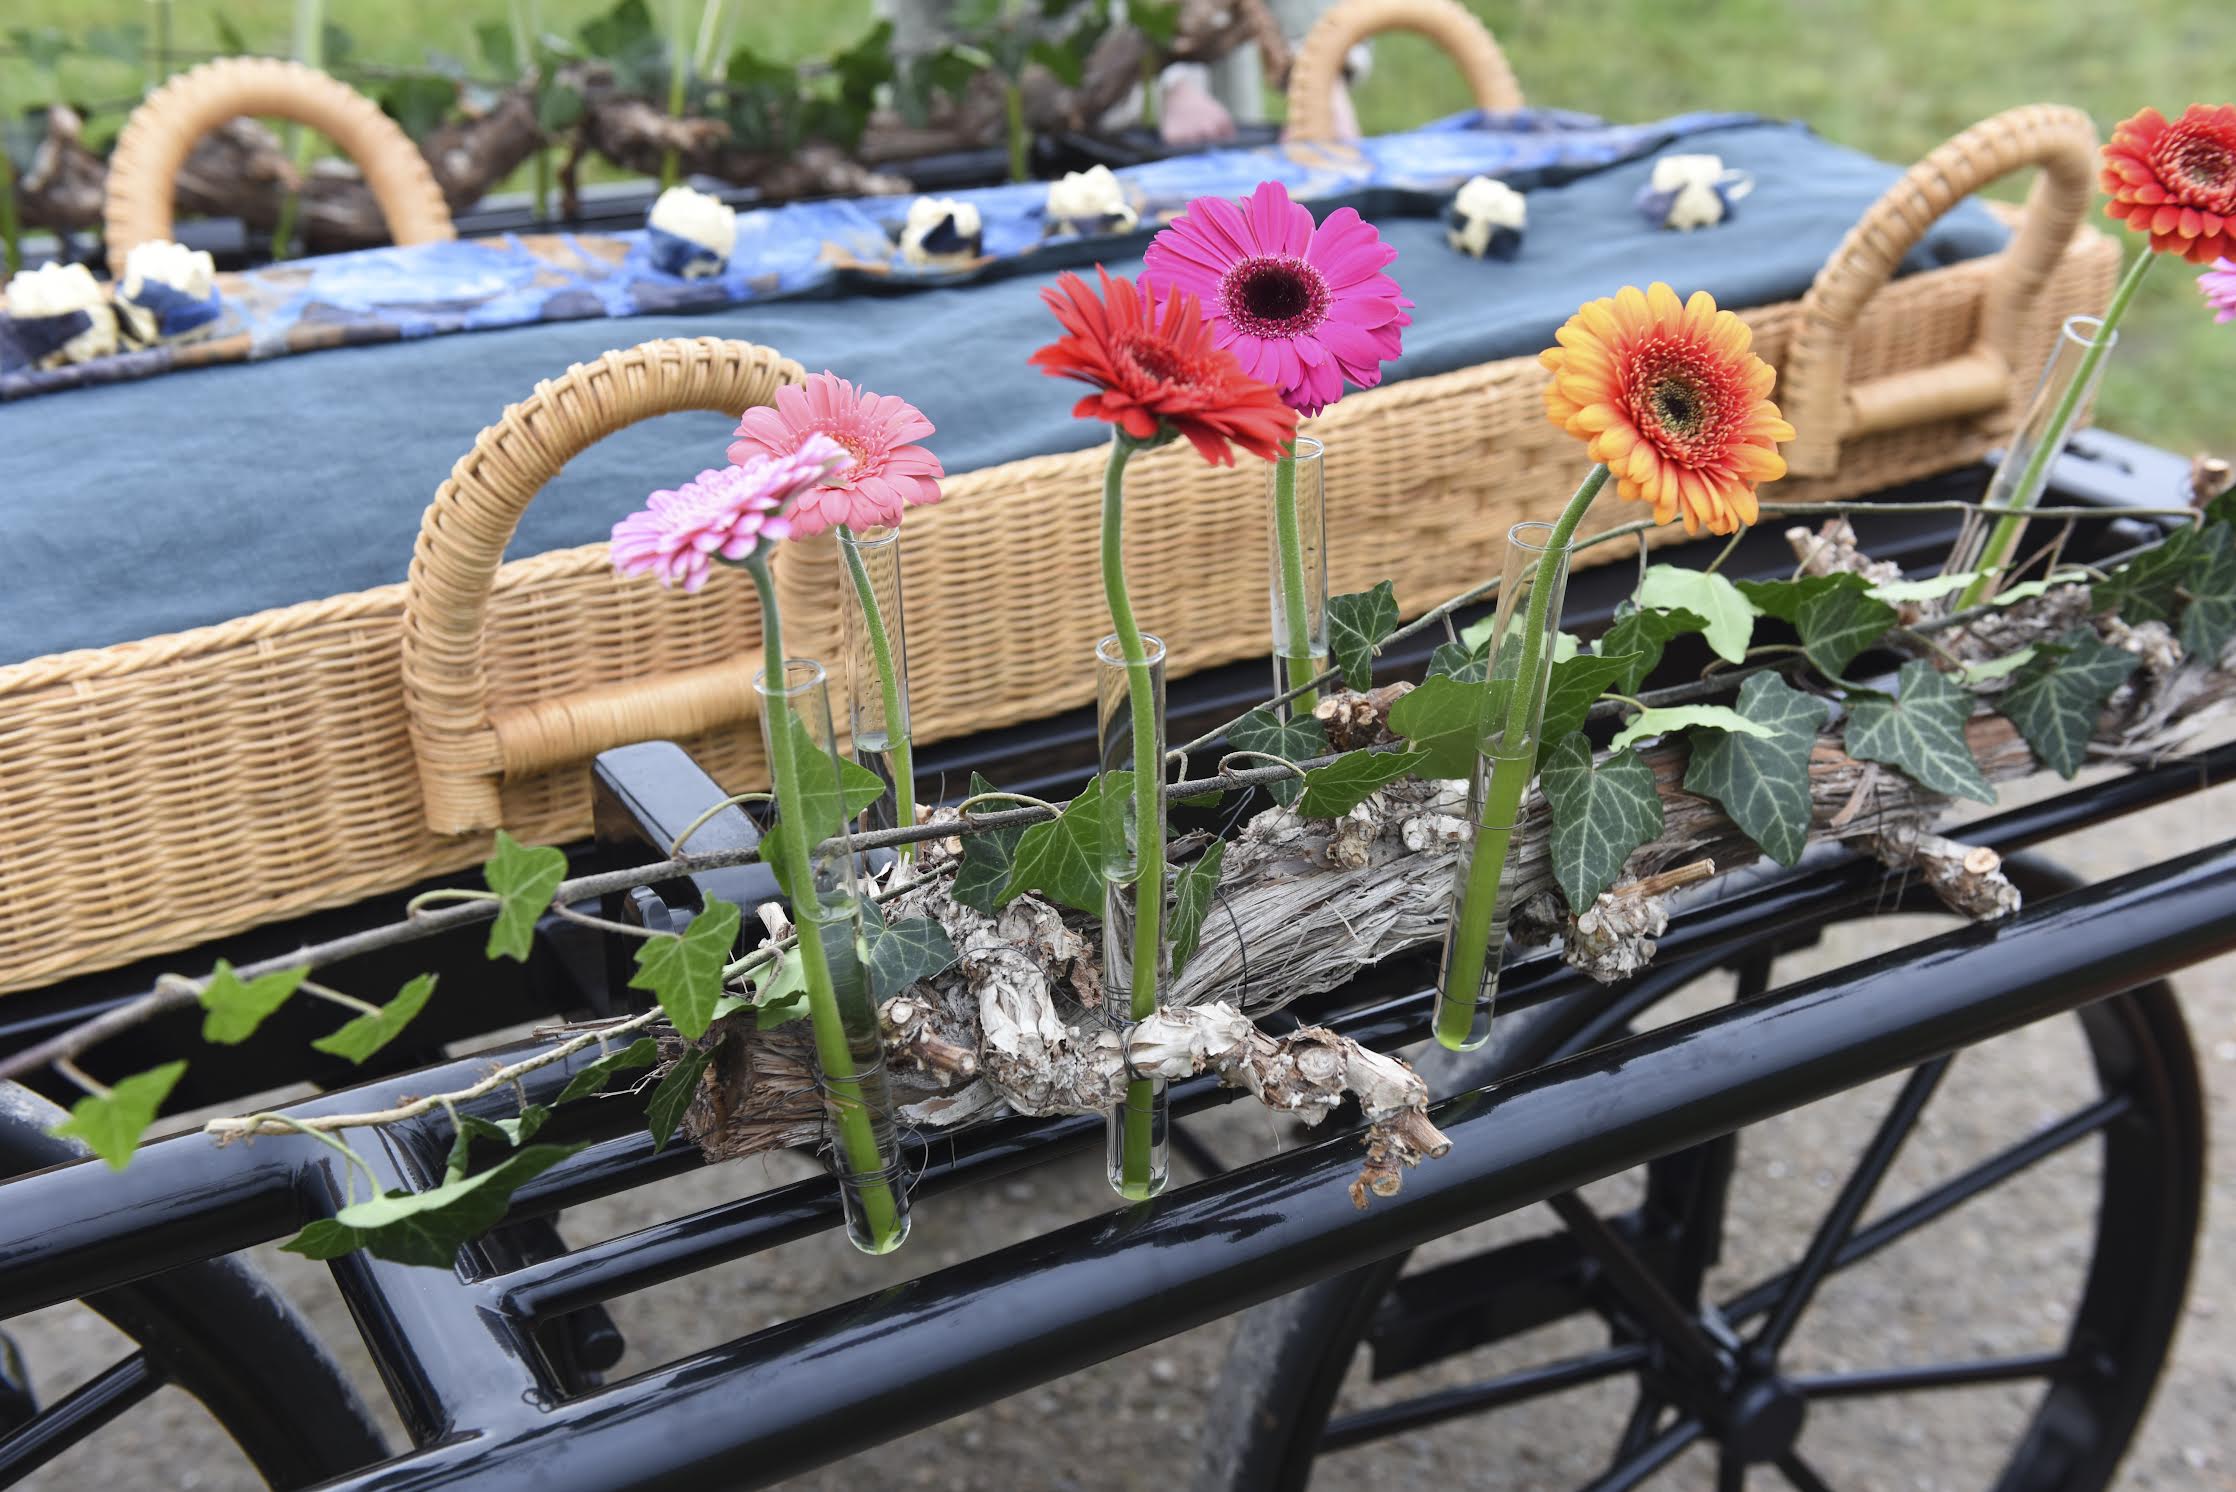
(7, 0, 2231, 454)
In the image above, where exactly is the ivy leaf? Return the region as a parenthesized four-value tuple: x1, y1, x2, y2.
(1387, 676, 1493, 779)
(1844, 661, 1995, 803)
(484, 831, 568, 962)
(1226, 707, 1329, 807)
(645, 1046, 715, 1153)
(281, 1143, 583, 1267)
(1607, 704, 1775, 752)
(1795, 581, 1898, 679)
(744, 949, 809, 1028)
(445, 1104, 552, 1179)
(1681, 671, 1832, 866)
(2094, 526, 2199, 624)
(1989, 570, 2090, 608)
(866, 915, 958, 999)
(1296, 748, 1428, 818)
(2178, 521, 2236, 661)
(1536, 652, 1644, 758)
(1457, 620, 1581, 660)
(1597, 606, 1709, 693)
(1001, 773, 1117, 914)
(1425, 638, 1487, 683)
(311, 975, 439, 1064)
(1168, 840, 1227, 979)
(1869, 571, 1980, 606)
(555, 1036, 661, 1105)
(1959, 646, 2037, 685)
(1540, 733, 1664, 911)
(1734, 572, 1870, 622)
(1998, 628, 2138, 778)
(49, 1061, 188, 1171)
(1637, 565, 1757, 663)
(627, 898, 740, 1040)
(1325, 581, 1398, 689)
(952, 772, 1027, 913)
(198, 960, 309, 1045)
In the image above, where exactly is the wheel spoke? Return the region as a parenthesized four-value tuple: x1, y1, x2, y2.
(1722, 1092, 2130, 1326)
(1777, 1449, 1836, 1492)
(0, 1353, 165, 1480)
(1317, 1344, 1648, 1451)
(1789, 1351, 2068, 1399)
(1614, 1385, 1665, 1459)
(1755, 1056, 1951, 1356)
(1549, 1192, 1729, 1383)
(1582, 1416, 1702, 1492)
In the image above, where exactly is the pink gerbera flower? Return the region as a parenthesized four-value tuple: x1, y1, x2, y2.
(1141, 179, 1411, 417)
(610, 436, 846, 592)
(726, 372, 945, 537)
(2203, 258, 2236, 322)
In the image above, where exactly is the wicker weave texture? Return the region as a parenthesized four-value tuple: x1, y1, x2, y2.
(103, 57, 454, 275)
(0, 94, 2114, 993)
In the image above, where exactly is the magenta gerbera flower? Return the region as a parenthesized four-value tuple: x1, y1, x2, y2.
(610, 436, 846, 592)
(1141, 180, 1411, 417)
(726, 372, 945, 537)
(2203, 258, 2236, 322)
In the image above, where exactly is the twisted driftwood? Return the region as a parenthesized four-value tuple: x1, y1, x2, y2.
(670, 557, 2236, 1202)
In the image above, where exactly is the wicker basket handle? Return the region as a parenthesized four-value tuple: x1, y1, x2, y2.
(1778, 104, 2100, 477)
(103, 57, 455, 275)
(1282, 0, 1523, 143)
(402, 338, 806, 836)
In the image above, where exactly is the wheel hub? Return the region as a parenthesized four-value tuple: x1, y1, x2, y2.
(1721, 1374, 1807, 1463)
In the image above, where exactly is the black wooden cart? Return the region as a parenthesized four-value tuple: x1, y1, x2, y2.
(2, 433, 2226, 1492)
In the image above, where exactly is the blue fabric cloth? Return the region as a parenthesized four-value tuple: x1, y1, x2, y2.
(0, 116, 2005, 664)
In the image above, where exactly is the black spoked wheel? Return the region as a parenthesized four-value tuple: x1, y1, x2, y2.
(1197, 858, 2205, 1491)
(0, 1085, 389, 1489)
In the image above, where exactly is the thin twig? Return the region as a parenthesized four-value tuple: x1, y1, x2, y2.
(204, 1010, 666, 1138)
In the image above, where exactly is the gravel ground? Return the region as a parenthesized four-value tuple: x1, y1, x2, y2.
(10, 763, 2235, 1491)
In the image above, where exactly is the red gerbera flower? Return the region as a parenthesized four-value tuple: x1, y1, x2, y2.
(1029, 267, 1298, 466)
(2101, 104, 2236, 264)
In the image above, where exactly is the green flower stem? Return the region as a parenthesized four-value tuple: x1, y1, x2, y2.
(1436, 463, 1608, 1051)
(839, 526, 918, 855)
(1272, 445, 1320, 716)
(1100, 435, 1163, 1197)
(660, 0, 690, 190)
(1956, 249, 2156, 612)
(744, 554, 902, 1249)
(0, 144, 19, 278)
(1004, 81, 1029, 184)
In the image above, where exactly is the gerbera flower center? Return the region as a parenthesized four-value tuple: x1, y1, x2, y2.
(2159, 124, 2236, 212)
(1218, 255, 1331, 340)
(1624, 337, 1745, 464)
(1122, 335, 1194, 388)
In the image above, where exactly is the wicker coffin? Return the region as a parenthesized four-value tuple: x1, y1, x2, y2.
(0, 1, 2115, 993)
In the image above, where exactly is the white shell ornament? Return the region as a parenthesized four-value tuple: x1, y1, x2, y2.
(1445, 175, 1526, 260)
(1, 261, 119, 368)
(117, 239, 223, 346)
(1634, 153, 1754, 231)
(900, 197, 984, 269)
(1044, 166, 1138, 237)
(647, 185, 738, 279)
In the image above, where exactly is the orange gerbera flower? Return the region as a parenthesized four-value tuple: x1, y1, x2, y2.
(1539, 282, 1793, 536)
(2101, 104, 2236, 264)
